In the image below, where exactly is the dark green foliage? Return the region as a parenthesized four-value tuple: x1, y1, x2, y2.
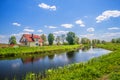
(48, 33, 54, 45)
(9, 36, 17, 45)
(66, 32, 76, 45)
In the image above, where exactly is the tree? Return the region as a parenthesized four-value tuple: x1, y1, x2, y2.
(61, 34, 66, 44)
(66, 32, 76, 45)
(56, 36, 61, 45)
(41, 34, 47, 45)
(48, 33, 54, 45)
(81, 38, 90, 44)
(101, 40, 106, 44)
(116, 38, 120, 43)
(111, 38, 120, 43)
(9, 36, 17, 45)
(75, 36, 80, 44)
(111, 39, 116, 43)
(92, 39, 101, 45)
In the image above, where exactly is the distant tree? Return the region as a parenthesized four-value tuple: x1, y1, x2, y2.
(66, 32, 76, 45)
(48, 33, 54, 45)
(101, 40, 106, 44)
(116, 38, 120, 43)
(9, 36, 17, 45)
(61, 34, 66, 44)
(97, 40, 101, 44)
(81, 38, 90, 44)
(56, 36, 61, 45)
(75, 36, 80, 44)
(92, 39, 101, 45)
(41, 34, 47, 45)
(111, 38, 120, 43)
(111, 39, 116, 43)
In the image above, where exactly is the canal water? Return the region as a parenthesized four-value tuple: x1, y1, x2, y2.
(0, 47, 111, 80)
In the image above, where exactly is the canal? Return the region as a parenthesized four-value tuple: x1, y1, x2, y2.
(0, 47, 111, 80)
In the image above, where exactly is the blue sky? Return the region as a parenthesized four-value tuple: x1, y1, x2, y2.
(0, 0, 120, 43)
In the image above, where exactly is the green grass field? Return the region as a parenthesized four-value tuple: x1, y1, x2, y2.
(0, 45, 80, 57)
(24, 43, 120, 80)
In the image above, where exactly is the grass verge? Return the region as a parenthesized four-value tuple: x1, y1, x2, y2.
(0, 45, 80, 57)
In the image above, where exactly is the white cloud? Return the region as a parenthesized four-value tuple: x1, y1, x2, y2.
(101, 32, 120, 41)
(0, 35, 5, 38)
(37, 29, 43, 32)
(61, 24, 73, 28)
(53, 31, 69, 35)
(48, 26, 57, 28)
(75, 19, 85, 27)
(12, 22, 21, 26)
(87, 27, 95, 32)
(23, 29, 34, 33)
(96, 10, 120, 23)
(102, 32, 120, 37)
(38, 3, 56, 11)
(80, 34, 94, 38)
(45, 25, 57, 28)
(12, 62, 20, 68)
(108, 27, 120, 30)
(11, 32, 29, 37)
(84, 16, 88, 18)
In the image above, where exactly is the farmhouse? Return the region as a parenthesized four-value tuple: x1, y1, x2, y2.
(20, 34, 43, 47)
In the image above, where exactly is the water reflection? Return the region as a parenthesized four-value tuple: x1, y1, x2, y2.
(21, 56, 43, 64)
(48, 55, 54, 60)
(0, 47, 111, 80)
(82, 46, 90, 52)
(66, 51, 75, 59)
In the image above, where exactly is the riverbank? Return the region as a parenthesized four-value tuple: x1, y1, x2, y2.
(0, 45, 81, 57)
(24, 43, 120, 80)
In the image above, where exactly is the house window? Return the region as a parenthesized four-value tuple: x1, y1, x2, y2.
(36, 43, 38, 46)
(36, 39, 38, 41)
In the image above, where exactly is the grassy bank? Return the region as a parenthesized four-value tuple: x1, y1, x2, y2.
(0, 45, 80, 57)
(24, 43, 120, 80)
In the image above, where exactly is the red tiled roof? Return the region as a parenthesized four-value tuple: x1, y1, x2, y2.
(20, 34, 43, 42)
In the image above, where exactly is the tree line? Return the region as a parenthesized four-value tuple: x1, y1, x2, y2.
(111, 38, 120, 43)
(8, 31, 112, 46)
(8, 32, 80, 45)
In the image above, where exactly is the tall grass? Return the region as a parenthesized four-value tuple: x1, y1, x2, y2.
(24, 43, 120, 80)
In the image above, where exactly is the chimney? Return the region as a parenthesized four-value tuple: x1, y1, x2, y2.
(31, 33, 34, 41)
(32, 33, 34, 38)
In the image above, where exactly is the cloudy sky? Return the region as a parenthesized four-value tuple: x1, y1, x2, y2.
(0, 0, 120, 43)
